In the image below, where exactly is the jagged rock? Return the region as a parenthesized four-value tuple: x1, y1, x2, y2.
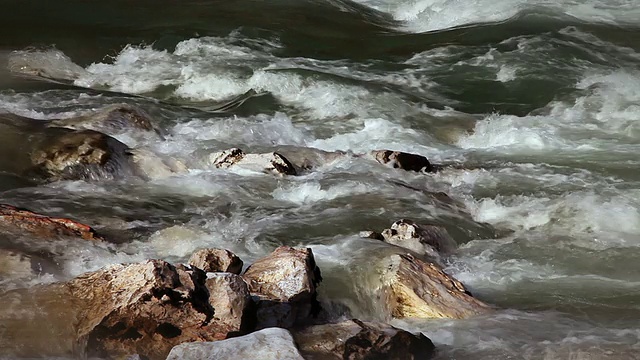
(28, 128, 136, 181)
(242, 246, 322, 328)
(208, 148, 297, 176)
(0, 204, 105, 241)
(0, 260, 247, 360)
(166, 327, 305, 360)
(381, 219, 457, 257)
(205, 272, 254, 336)
(370, 150, 437, 173)
(292, 319, 436, 360)
(189, 248, 244, 274)
(380, 254, 491, 319)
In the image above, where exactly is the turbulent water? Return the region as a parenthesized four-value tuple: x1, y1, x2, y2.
(1, 0, 640, 358)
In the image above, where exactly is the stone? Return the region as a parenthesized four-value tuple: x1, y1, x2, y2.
(205, 272, 254, 336)
(292, 319, 436, 360)
(127, 148, 188, 180)
(189, 248, 244, 274)
(166, 327, 305, 360)
(242, 246, 322, 328)
(0, 203, 105, 241)
(370, 150, 437, 173)
(380, 254, 491, 319)
(0, 260, 248, 360)
(208, 148, 297, 176)
(359, 230, 385, 241)
(381, 219, 457, 257)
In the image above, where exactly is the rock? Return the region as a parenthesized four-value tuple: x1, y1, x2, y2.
(0, 249, 35, 280)
(0, 203, 105, 241)
(242, 246, 322, 328)
(370, 150, 437, 173)
(166, 327, 305, 360)
(381, 219, 457, 257)
(0, 260, 246, 359)
(292, 319, 436, 360)
(380, 254, 491, 319)
(273, 146, 348, 173)
(208, 148, 297, 176)
(189, 248, 244, 274)
(127, 148, 188, 180)
(205, 272, 254, 336)
(28, 128, 136, 181)
(7, 47, 88, 82)
(359, 230, 384, 241)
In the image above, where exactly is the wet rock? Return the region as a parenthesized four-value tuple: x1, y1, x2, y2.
(204, 272, 254, 337)
(0, 203, 105, 241)
(359, 230, 384, 241)
(189, 248, 244, 274)
(274, 146, 348, 173)
(166, 327, 305, 360)
(0, 260, 245, 359)
(0, 249, 35, 280)
(7, 47, 88, 82)
(381, 254, 491, 319)
(127, 147, 188, 180)
(208, 148, 297, 176)
(292, 319, 436, 360)
(29, 128, 135, 181)
(242, 246, 322, 328)
(381, 219, 457, 257)
(370, 150, 437, 173)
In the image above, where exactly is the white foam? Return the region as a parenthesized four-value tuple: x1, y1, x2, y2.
(457, 113, 557, 150)
(272, 181, 370, 205)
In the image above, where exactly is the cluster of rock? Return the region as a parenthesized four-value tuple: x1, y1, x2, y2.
(0, 204, 491, 360)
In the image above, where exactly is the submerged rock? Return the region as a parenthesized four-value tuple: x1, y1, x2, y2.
(209, 148, 297, 176)
(127, 147, 188, 180)
(370, 150, 437, 173)
(381, 254, 491, 319)
(242, 246, 322, 328)
(0, 203, 105, 241)
(189, 248, 244, 274)
(292, 319, 436, 360)
(381, 219, 457, 258)
(166, 327, 305, 360)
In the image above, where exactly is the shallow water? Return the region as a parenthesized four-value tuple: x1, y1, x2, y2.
(1, 0, 640, 358)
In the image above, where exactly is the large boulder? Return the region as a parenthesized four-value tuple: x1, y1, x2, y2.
(0, 203, 105, 241)
(292, 319, 436, 360)
(205, 272, 254, 337)
(166, 327, 305, 360)
(370, 150, 437, 173)
(380, 219, 457, 258)
(242, 246, 322, 329)
(380, 254, 491, 319)
(189, 248, 244, 274)
(208, 148, 297, 176)
(0, 260, 250, 359)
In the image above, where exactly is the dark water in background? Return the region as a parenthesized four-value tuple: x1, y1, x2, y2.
(1, 0, 640, 358)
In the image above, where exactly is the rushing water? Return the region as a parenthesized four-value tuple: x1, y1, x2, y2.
(1, 0, 640, 359)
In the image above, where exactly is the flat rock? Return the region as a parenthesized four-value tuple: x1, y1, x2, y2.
(381, 254, 491, 319)
(208, 148, 297, 176)
(189, 248, 244, 274)
(370, 150, 437, 173)
(0, 203, 105, 241)
(381, 219, 457, 257)
(166, 327, 305, 360)
(292, 319, 436, 360)
(242, 246, 322, 328)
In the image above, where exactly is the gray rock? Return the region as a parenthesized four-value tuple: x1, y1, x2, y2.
(166, 327, 305, 360)
(189, 248, 244, 274)
(208, 148, 297, 176)
(205, 272, 253, 336)
(381, 219, 457, 257)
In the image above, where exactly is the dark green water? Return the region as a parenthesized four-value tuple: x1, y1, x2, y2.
(1, 0, 640, 358)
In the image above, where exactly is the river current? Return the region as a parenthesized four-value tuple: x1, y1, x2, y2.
(1, 0, 640, 359)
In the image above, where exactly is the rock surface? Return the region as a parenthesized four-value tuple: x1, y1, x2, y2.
(209, 148, 297, 176)
(370, 150, 437, 173)
(381, 254, 491, 319)
(205, 272, 254, 336)
(0, 203, 105, 241)
(166, 327, 305, 360)
(127, 147, 188, 180)
(242, 246, 322, 328)
(0, 260, 242, 359)
(189, 248, 244, 274)
(292, 319, 436, 360)
(381, 219, 457, 257)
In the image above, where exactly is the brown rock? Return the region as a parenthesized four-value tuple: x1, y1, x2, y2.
(381, 254, 491, 319)
(208, 148, 297, 176)
(371, 150, 437, 173)
(0, 204, 105, 241)
(0, 260, 247, 360)
(292, 319, 436, 360)
(381, 219, 457, 257)
(242, 246, 322, 328)
(189, 248, 244, 274)
(205, 272, 254, 337)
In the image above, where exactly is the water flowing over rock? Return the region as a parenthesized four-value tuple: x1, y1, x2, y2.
(292, 319, 436, 360)
(0, 203, 105, 241)
(370, 150, 437, 173)
(127, 147, 188, 180)
(242, 246, 322, 328)
(189, 248, 244, 274)
(380, 254, 491, 319)
(380, 219, 457, 257)
(166, 327, 305, 360)
(208, 148, 297, 176)
(0, 260, 246, 360)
